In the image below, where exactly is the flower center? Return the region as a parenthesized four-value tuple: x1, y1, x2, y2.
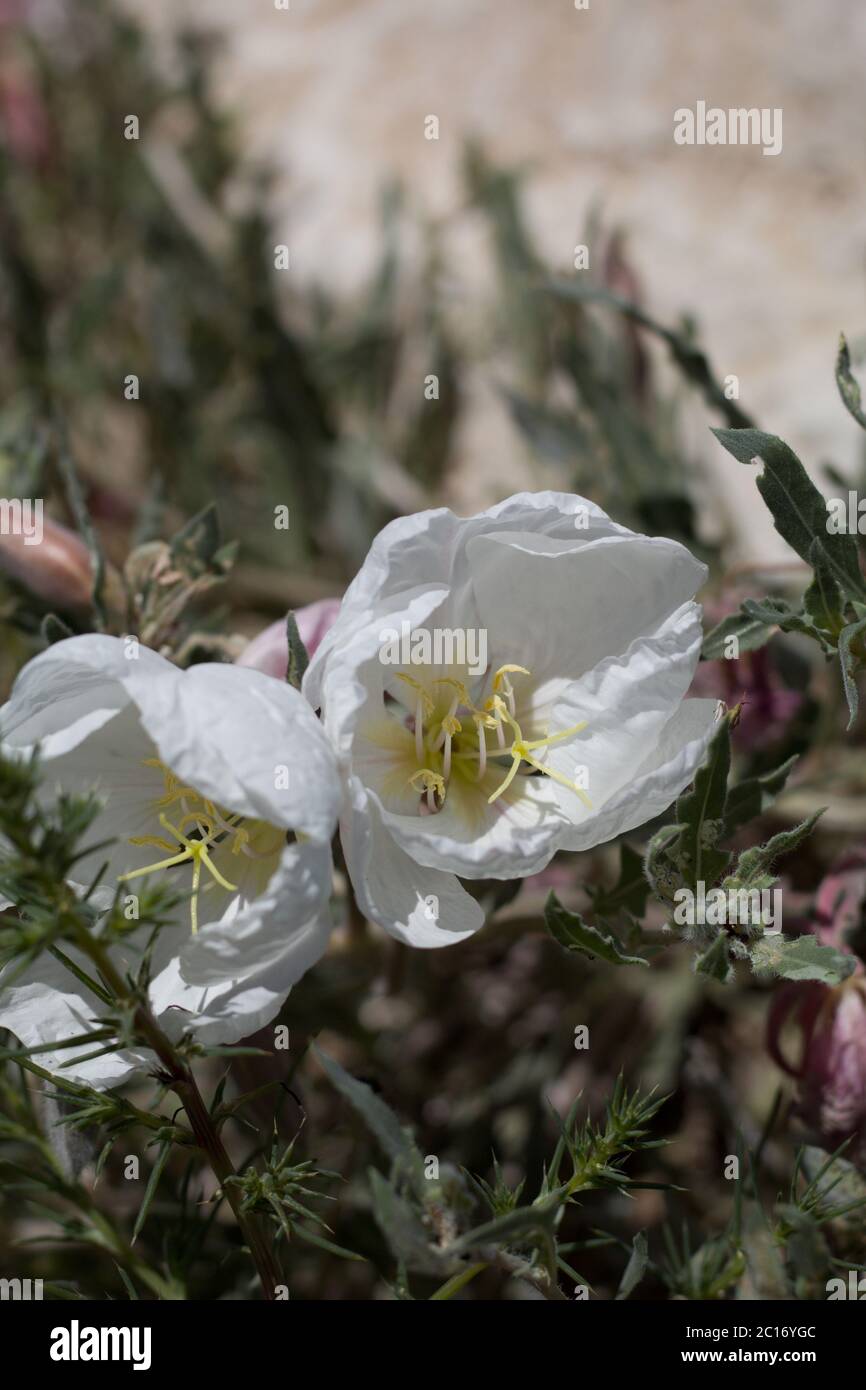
(117, 759, 282, 934)
(394, 665, 591, 814)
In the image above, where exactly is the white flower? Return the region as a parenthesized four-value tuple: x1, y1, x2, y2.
(0, 635, 340, 1087)
(305, 491, 719, 948)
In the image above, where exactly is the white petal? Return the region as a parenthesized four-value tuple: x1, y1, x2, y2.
(0, 951, 151, 1088)
(0, 634, 164, 758)
(124, 661, 340, 843)
(177, 840, 333, 984)
(541, 600, 707, 824)
(341, 777, 484, 947)
(554, 697, 721, 851)
(376, 773, 565, 880)
(467, 531, 706, 685)
(149, 909, 333, 1048)
(304, 492, 623, 708)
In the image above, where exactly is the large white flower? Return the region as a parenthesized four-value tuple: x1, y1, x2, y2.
(0, 635, 340, 1087)
(305, 492, 719, 948)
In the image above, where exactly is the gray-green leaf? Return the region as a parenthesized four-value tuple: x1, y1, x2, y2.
(750, 934, 856, 984)
(545, 893, 648, 967)
(712, 427, 866, 600)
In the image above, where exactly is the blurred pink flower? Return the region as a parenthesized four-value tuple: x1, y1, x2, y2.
(235, 598, 341, 680)
(0, 516, 92, 610)
(767, 851, 866, 1166)
(692, 592, 803, 749)
(0, 74, 51, 166)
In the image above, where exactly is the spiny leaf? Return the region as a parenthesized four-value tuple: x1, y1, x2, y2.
(544, 893, 648, 967)
(132, 1139, 172, 1244)
(447, 1196, 560, 1258)
(293, 1222, 366, 1262)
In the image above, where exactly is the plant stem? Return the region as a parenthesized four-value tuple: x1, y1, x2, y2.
(74, 925, 282, 1300)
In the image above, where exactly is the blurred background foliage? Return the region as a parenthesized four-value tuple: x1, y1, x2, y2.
(1, 0, 866, 1301)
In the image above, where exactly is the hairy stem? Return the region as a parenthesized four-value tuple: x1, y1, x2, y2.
(73, 923, 282, 1300)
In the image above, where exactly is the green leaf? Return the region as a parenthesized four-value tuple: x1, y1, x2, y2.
(293, 1223, 366, 1262)
(169, 502, 238, 579)
(40, 613, 75, 646)
(447, 1195, 561, 1258)
(739, 598, 835, 653)
(838, 614, 866, 731)
(429, 1261, 488, 1301)
(701, 611, 774, 660)
(695, 933, 732, 983)
(643, 823, 684, 902)
(615, 1231, 648, 1300)
(544, 892, 648, 967)
(312, 1044, 418, 1167)
(836, 333, 866, 431)
(750, 934, 856, 984)
(722, 756, 798, 839)
(545, 281, 754, 429)
(588, 843, 649, 919)
(712, 427, 866, 600)
(285, 611, 310, 691)
(131, 1139, 172, 1244)
(728, 811, 824, 890)
(804, 539, 844, 636)
(674, 715, 731, 889)
(368, 1169, 448, 1276)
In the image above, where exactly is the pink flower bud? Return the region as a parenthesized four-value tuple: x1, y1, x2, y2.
(235, 598, 341, 679)
(768, 980, 866, 1166)
(767, 850, 866, 1166)
(0, 516, 92, 610)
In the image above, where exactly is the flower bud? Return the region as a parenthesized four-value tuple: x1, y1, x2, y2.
(767, 850, 866, 1166)
(0, 516, 92, 610)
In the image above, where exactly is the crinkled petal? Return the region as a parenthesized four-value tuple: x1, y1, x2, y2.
(554, 697, 720, 851)
(341, 777, 484, 947)
(305, 491, 625, 708)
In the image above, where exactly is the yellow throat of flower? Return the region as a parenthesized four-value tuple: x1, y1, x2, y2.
(395, 664, 591, 814)
(117, 760, 279, 934)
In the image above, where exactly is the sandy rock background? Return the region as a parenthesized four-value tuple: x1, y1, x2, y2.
(136, 0, 866, 560)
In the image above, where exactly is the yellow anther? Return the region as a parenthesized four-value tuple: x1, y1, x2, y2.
(178, 811, 216, 839)
(395, 672, 435, 713)
(408, 767, 446, 812)
(492, 664, 530, 692)
(128, 834, 176, 853)
(434, 676, 472, 705)
(408, 768, 446, 797)
(441, 714, 462, 737)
